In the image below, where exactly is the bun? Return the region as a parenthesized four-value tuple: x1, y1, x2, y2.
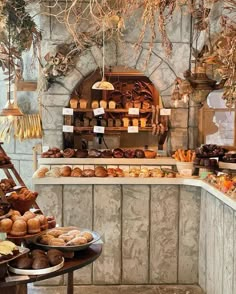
(144, 150, 157, 159)
(32, 257, 49, 269)
(0, 218, 13, 233)
(66, 237, 87, 246)
(113, 148, 124, 158)
(35, 214, 48, 230)
(14, 256, 33, 269)
(81, 232, 93, 242)
(88, 149, 101, 158)
(71, 168, 82, 177)
(10, 219, 27, 236)
(95, 167, 108, 177)
(60, 166, 71, 177)
(33, 167, 49, 178)
(63, 148, 75, 158)
(23, 211, 36, 221)
(135, 149, 145, 158)
(124, 149, 135, 158)
(82, 169, 95, 177)
(49, 238, 66, 246)
(101, 150, 113, 158)
(27, 218, 41, 234)
(75, 149, 88, 158)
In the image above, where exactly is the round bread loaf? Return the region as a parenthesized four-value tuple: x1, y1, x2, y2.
(14, 256, 33, 269)
(88, 149, 101, 158)
(82, 169, 95, 177)
(135, 149, 145, 158)
(101, 150, 113, 158)
(75, 149, 88, 158)
(32, 257, 49, 269)
(60, 166, 71, 177)
(63, 148, 75, 158)
(94, 167, 108, 177)
(113, 148, 124, 158)
(124, 149, 135, 158)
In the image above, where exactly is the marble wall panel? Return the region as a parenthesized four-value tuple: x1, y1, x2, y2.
(35, 185, 63, 226)
(122, 185, 150, 284)
(150, 185, 179, 283)
(93, 185, 121, 284)
(178, 186, 200, 283)
(198, 189, 206, 292)
(63, 185, 93, 284)
(214, 199, 224, 294)
(223, 205, 234, 294)
(206, 192, 215, 294)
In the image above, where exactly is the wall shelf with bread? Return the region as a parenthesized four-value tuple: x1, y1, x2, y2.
(63, 68, 169, 150)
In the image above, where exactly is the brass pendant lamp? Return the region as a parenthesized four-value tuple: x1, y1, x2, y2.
(0, 17, 23, 117)
(92, 22, 114, 91)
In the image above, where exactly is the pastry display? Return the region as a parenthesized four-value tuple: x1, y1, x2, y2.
(205, 174, 236, 198)
(195, 144, 225, 158)
(0, 240, 19, 262)
(173, 149, 196, 162)
(10, 248, 64, 270)
(0, 178, 15, 193)
(0, 209, 49, 236)
(6, 187, 38, 214)
(36, 227, 96, 248)
(41, 147, 62, 158)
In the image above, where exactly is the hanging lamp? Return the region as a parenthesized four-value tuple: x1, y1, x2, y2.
(92, 22, 114, 91)
(0, 16, 23, 117)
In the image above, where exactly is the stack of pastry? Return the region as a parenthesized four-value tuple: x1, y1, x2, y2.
(38, 228, 94, 247)
(0, 210, 48, 236)
(41, 147, 62, 158)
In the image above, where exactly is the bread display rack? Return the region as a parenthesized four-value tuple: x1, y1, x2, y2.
(0, 142, 39, 210)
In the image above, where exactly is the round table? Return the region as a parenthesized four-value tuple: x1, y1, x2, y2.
(0, 244, 102, 294)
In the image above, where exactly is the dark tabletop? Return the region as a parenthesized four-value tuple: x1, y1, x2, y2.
(0, 244, 102, 288)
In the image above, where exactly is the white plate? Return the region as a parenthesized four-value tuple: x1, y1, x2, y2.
(34, 228, 101, 252)
(8, 257, 64, 275)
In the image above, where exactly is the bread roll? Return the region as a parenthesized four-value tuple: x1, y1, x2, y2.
(82, 169, 95, 177)
(0, 218, 13, 233)
(66, 237, 87, 246)
(71, 168, 82, 177)
(60, 166, 71, 177)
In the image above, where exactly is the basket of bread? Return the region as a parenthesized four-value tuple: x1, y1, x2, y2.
(173, 149, 196, 176)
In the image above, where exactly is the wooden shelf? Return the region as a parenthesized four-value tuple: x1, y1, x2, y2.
(0, 163, 14, 169)
(72, 108, 152, 114)
(74, 127, 153, 132)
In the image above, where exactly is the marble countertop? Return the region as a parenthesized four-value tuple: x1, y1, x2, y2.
(32, 176, 236, 211)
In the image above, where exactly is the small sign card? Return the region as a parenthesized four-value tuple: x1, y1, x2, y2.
(93, 126, 105, 134)
(93, 107, 105, 116)
(128, 126, 139, 133)
(63, 125, 74, 133)
(62, 108, 74, 115)
(42, 145, 49, 152)
(160, 108, 171, 116)
(128, 108, 139, 115)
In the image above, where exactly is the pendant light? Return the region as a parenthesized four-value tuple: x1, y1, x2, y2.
(0, 16, 23, 117)
(92, 22, 114, 91)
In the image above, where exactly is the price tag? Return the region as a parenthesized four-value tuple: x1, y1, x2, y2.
(62, 108, 74, 115)
(128, 108, 139, 115)
(128, 126, 139, 133)
(160, 108, 171, 116)
(93, 107, 105, 116)
(93, 126, 105, 134)
(63, 125, 74, 133)
(42, 145, 49, 152)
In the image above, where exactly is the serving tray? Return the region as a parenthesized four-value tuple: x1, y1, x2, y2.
(0, 247, 29, 265)
(34, 228, 101, 252)
(8, 257, 64, 275)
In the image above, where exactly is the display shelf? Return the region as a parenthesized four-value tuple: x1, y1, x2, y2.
(74, 126, 153, 132)
(38, 157, 176, 166)
(72, 108, 153, 114)
(219, 161, 236, 170)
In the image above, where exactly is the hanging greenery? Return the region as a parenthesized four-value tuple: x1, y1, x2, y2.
(0, 0, 41, 80)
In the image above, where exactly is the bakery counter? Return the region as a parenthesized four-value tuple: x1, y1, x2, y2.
(32, 175, 236, 294)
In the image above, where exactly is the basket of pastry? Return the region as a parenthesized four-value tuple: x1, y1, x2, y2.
(35, 227, 101, 251)
(6, 187, 38, 214)
(8, 248, 64, 275)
